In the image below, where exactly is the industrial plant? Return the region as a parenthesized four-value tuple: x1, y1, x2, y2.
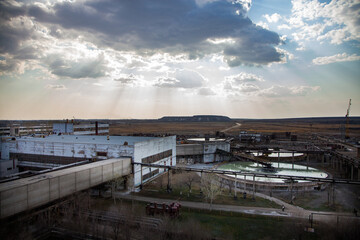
(0, 116, 359, 239)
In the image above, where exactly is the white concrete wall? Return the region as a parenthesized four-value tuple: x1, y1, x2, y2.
(5, 139, 134, 160)
(0, 159, 18, 177)
(0, 158, 131, 218)
(1, 140, 10, 160)
(133, 136, 176, 187)
(176, 144, 203, 156)
(53, 123, 74, 134)
(203, 142, 230, 163)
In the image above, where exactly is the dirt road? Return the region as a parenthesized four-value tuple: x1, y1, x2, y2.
(221, 123, 242, 133)
(115, 192, 359, 224)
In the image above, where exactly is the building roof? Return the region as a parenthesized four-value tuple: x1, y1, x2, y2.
(12, 135, 157, 146)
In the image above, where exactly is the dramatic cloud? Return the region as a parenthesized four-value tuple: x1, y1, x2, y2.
(0, 0, 283, 69)
(225, 72, 264, 83)
(288, 0, 360, 45)
(155, 69, 204, 89)
(264, 13, 282, 23)
(45, 84, 66, 90)
(260, 85, 320, 97)
(198, 87, 216, 96)
(223, 72, 263, 95)
(45, 53, 108, 79)
(114, 74, 143, 85)
(312, 53, 360, 65)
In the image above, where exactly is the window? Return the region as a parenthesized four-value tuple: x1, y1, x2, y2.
(142, 150, 172, 164)
(96, 152, 107, 157)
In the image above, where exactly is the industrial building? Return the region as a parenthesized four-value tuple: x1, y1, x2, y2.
(0, 121, 109, 136)
(0, 135, 176, 187)
(177, 138, 230, 164)
(53, 122, 109, 135)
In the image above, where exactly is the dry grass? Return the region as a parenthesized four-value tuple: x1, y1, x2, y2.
(110, 122, 235, 135)
(110, 120, 360, 136)
(238, 122, 360, 136)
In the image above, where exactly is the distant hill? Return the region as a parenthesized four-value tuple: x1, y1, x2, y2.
(158, 115, 232, 122)
(233, 116, 360, 125)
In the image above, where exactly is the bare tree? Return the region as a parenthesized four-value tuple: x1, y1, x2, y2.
(201, 173, 222, 210)
(184, 172, 197, 194)
(224, 178, 233, 195)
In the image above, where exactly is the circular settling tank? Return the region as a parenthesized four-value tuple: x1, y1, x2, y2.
(251, 151, 304, 158)
(187, 138, 225, 142)
(217, 162, 328, 191)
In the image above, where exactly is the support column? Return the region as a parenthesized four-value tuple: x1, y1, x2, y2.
(252, 175, 255, 200)
(332, 183, 335, 206)
(167, 167, 171, 192)
(351, 165, 354, 180)
(278, 152, 280, 168)
(234, 174, 237, 199)
(292, 152, 295, 169)
(140, 165, 143, 189)
(307, 154, 309, 170)
(290, 179, 293, 204)
(244, 175, 246, 193)
(339, 158, 343, 173)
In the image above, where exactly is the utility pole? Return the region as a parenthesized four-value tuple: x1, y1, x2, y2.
(345, 99, 351, 139)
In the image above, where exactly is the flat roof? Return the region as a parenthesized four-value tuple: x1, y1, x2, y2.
(12, 135, 157, 146)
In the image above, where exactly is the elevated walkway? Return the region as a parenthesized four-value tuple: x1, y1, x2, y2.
(0, 158, 131, 218)
(216, 149, 272, 168)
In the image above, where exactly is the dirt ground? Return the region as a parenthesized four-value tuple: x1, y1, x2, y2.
(110, 122, 235, 135)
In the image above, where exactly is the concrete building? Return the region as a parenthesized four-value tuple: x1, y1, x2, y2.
(0, 124, 52, 136)
(239, 131, 261, 143)
(53, 122, 109, 135)
(177, 138, 230, 164)
(0, 135, 176, 187)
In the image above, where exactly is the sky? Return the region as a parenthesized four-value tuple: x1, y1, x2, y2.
(0, 0, 359, 120)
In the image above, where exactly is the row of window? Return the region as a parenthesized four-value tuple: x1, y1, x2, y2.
(142, 149, 172, 164)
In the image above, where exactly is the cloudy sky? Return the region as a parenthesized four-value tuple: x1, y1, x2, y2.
(0, 0, 359, 120)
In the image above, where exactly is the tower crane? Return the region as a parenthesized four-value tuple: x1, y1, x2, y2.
(345, 99, 351, 139)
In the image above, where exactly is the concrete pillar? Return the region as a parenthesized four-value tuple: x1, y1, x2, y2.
(307, 154, 309, 170)
(351, 165, 354, 180)
(339, 158, 343, 173)
(234, 174, 237, 199)
(252, 175, 255, 200)
(332, 183, 335, 206)
(278, 152, 280, 166)
(167, 167, 171, 191)
(140, 165, 143, 189)
(244, 175, 246, 192)
(290, 180, 293, 204)
(292, 152, 295, 169)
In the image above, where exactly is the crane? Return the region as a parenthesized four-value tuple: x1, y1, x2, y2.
(345, 99, 351, 139)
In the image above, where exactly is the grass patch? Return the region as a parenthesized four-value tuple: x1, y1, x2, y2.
(179, 210, 319, 240)
(278, 192, 353, 213)
(134, 187, 280, 209)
